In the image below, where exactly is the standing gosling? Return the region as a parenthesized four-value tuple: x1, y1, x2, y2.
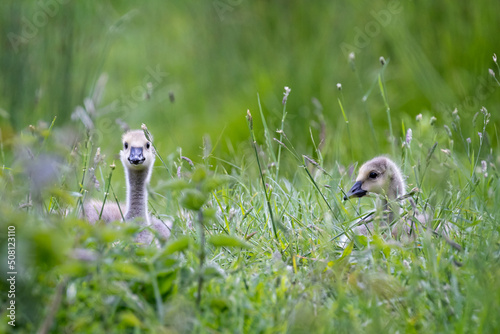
(85, 130, 171, 245)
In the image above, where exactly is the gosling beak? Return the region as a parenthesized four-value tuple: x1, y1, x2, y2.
(344, 181, 367, 200)
(128, 147, 145, 165)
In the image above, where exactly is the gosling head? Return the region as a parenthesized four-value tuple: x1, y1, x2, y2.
(344, 156, 404, 201)
(120, 130, 155, 170)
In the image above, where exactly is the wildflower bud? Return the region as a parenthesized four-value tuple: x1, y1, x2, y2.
(282, 86, 291, 105)
(379, 56, 386, 65)
(481, 160, 488, 177)
(92, 174, 100, 190)
(478, 132, 483, 140)
(416, 113, 422, 122)
(177, 166, 182, 179)
(489, 68, 495, 77)
(466, 137, 471, 144)
(349, 52, 355, 61)
(246, 110, 253, 130)
(110, 162, 116, 170)
(406, 128, 412, 145)
(480, 106, 488, 115)
(452, 108, 458, 116)
(430, 116, 437, 125)
(181, 156, 194, 167)
(94, 147, 102, 165)
(336, 83, 342, 91)
(141, 123, 147, 131)
(273, 138, 287, 149)
(441, 149, 451, 156)
(444, 125, 452, 138)
(494, 53, 498, 63)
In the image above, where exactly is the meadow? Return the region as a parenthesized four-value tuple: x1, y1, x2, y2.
(1, 1, 500, 333)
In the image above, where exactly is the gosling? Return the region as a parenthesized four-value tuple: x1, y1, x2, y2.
(84, 130, 171, 245)
(344, 156, 421, 239)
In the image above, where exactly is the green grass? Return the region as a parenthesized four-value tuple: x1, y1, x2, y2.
(1, 1, 500, 333)
(1, 81, 499, 332)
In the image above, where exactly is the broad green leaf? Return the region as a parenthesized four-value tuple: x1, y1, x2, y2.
(119, 311, 142, 327)
(111, 263, 147, 280)
(203, 208, 216, 220)
(191, 167, 207, 182)
(203, 263, 226, 278)
(99, 225, 124, 243)
(209, 297, 230, 311)
(202, 175, 232, 193)
(57, 262, 88, 277)
(164, 178, 191, 191)
(180, 189, 207, 211)
(208, 234, 251, 249)
(372, 234, 392, 258)
(353, 234, 368, 248)
(163, 236, 190, 256)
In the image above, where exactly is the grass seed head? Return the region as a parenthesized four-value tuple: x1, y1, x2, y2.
(282, 86, 291, 104)
(246, 110, 253, 130)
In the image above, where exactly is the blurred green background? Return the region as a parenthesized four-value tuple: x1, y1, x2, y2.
(1, 0, 499, 164)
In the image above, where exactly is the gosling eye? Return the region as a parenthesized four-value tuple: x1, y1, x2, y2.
(146, 142, 151, 149)
(369, 171, 378, 179)
(124, 142, 129, 150)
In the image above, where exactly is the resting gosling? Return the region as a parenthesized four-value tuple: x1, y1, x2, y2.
(344, 156, 419, 238)
(84, 130, 171, 245)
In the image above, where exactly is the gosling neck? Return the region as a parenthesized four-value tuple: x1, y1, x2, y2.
(124, 166, 151, 225)
(381, 172, 406, 222)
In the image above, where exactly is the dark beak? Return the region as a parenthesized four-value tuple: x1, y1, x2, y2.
(344, 181, 367, 200)
(128, 147, 145, 165)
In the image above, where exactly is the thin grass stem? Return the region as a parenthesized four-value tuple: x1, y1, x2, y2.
(247, 110, 279, 242)
(99, 162, 115, 220)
